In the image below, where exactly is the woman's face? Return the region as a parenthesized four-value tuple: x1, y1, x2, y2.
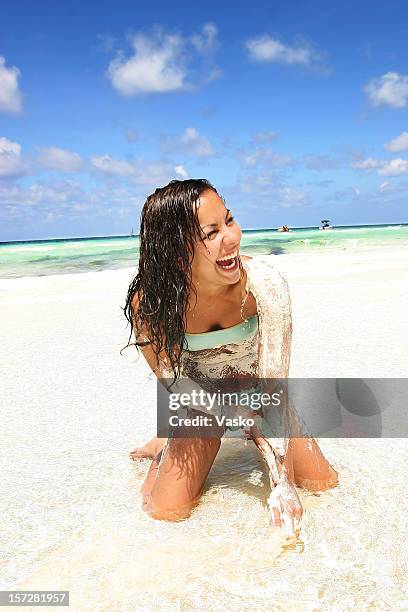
(191, 189, 242, 288)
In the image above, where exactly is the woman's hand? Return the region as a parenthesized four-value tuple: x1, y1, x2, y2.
(247, 418, 304, 539)
(267, 477, 303, 538)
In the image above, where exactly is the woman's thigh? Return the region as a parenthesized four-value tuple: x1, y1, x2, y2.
(142, 434, 222, 521)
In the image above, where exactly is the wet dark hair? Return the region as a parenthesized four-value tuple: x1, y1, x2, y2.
(121, 178, 218, 384)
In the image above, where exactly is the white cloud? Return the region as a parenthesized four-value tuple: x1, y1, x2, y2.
(364, 72, 408, 109)
(0, 137, 24, 178)
(379, 181, 392, 193)
(251, 131, 278, 144)
(225, 168, 309, 210)
(378, 158, 408, 176)
(352, 157, 382, 170)
(175, 164, 188, 179)
(201, 66, 223, 85)
(91, 154, 134, 177)
(191, 23, 218, 54)
(108, 24, 220, 96)
(0, 179, 174, 231)
(38, 147, 83, 172)
(0, 180, 147, 227)
(179, 128, 214, 156)
(0, 182, 21, 204)
(91, 154, 188, 184)
(108, 32, 185, 96)
(353, 156, 408, 176)
(245, 36, 320, 66)
(352, 157, 408, 176)
(0, 56, 22, 114)
(0, 179, 83, 207)
(24, 182, 80, 204)
(304, 153, 346, 171)
(279, 186, 307, 208)
(384, 131, 408, 152)
(243, 147, 295, 168)
(161, 127, 215, 157)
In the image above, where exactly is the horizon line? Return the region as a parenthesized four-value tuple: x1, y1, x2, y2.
(1, 221, 407, 245)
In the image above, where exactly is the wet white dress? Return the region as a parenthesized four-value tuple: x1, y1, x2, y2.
(161, 256, 294, 442)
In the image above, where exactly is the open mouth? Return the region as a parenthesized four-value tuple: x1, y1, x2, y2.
(216, 250, 239, 271)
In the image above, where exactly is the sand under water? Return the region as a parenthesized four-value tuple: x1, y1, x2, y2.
(1, 248, 407, 610)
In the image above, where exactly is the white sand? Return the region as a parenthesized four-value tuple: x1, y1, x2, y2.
(0, 248, 407, 609)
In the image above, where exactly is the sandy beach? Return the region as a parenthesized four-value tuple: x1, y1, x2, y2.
(1, 248, 407, 610)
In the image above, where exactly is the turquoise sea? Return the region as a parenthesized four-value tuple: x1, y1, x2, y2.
(0, 223, 407, 279)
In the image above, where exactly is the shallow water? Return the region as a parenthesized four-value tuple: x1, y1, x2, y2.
(1, 372, 407, 610)
(1, 257, 407, 610)
(5, 445, 408, 608)
(1, 223, 408, 279)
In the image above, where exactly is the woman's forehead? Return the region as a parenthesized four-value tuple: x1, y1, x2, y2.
(196, 190, 226, 223)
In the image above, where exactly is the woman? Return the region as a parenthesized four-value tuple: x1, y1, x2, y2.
(123, 179, 338, 536)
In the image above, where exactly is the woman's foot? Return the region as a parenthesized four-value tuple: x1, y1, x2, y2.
(129, 436, 167, 461)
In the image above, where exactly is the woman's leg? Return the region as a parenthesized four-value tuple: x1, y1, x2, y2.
(140, 434, 222, 521)
(250, 434, 338, 493)
(291, 437, 338, 492)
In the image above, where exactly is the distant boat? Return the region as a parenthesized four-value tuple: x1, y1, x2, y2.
(277, 225, 290, 232)
(130, 227, 135, 237)
(319, 219, 333, 230)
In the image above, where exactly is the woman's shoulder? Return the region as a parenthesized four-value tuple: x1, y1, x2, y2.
(241, 253, 280, 274)
(130, 291, 151, 341)
(241, 253, 274, 264)
(131, 290, 140, 311)
(243, 254, 290, 295)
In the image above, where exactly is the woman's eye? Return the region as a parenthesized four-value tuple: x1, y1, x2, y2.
(204, 217, 234, 240)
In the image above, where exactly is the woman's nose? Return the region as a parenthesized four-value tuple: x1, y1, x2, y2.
(222, 239, 238, 254)
(223, 224, 240, 246)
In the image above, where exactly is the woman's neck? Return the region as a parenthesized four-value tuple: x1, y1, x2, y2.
(191, 267, 247, 301)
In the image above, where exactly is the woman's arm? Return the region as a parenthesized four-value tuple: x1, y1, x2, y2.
(131, 292, 171, 377)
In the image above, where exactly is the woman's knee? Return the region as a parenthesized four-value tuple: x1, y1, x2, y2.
(295, 468, 339, 492)
(140, 435, 221, 522)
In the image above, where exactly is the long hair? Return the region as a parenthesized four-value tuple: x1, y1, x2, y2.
(121, 179, 218, 384)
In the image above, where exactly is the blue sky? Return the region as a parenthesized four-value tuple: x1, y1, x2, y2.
(1, 0, 408, 241)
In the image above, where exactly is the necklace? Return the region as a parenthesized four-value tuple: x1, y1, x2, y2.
(239, 263, 249, 322)
(192, 260, 249, 322)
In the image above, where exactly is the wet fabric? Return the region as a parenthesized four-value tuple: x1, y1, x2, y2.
(182, 315, 259, 379)
(182, 314, 260, 431)
(183, 314, 258, 352)
(158, 255, 299, 445)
